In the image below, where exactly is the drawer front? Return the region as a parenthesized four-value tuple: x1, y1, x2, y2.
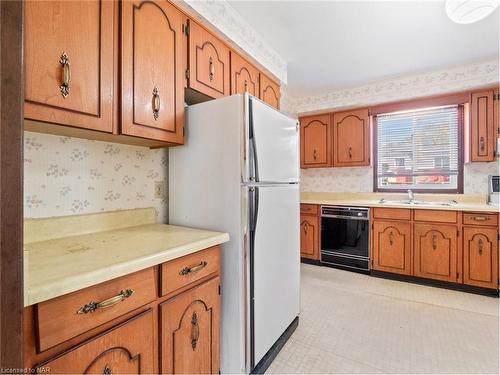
(414, 210, 457, 224)
(372, 208, 411, 221)
(39, 310, 155, 374)
(161, 246, 220, 297)
(463, 212, 498, 227)
(36, 267, 156, 352)
(300, 204, 319, 215)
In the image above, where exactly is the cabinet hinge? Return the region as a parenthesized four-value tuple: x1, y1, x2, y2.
(457, 230, 459, 237)
(457, 272, 459, 279)
(182, 22, 190, 36)
(371, 223, 374, 230)
(498, 233, 500, 241)
(218, 285, 221, 295)
(185, 68, 190, 80)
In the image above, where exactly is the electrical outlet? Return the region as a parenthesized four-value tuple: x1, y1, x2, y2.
(154, 181, 165, 199)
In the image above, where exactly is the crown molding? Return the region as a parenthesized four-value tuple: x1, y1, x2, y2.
(181, 0, 287, 83)
(293, 59, 499, 115)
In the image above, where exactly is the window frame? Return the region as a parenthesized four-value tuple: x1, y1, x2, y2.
(372, 96, 465, 194)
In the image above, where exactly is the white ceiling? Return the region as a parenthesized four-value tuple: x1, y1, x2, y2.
(227, 0, 499, 97)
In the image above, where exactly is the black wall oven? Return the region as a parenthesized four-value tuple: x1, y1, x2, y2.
(321, 206, 370, 271)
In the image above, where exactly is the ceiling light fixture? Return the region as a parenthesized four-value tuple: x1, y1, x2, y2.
(445, 0, 499, 24)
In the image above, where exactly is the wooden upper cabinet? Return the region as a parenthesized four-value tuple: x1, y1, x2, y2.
(187, 20, 230, 99)
(230, 52, 260, 97)
(24, 0, 114, 132)
(300, 214, 320, 260)
(160, 276, 220, 374)
(332, 109, 370, 166)
(372, 221, 411, 275)
(259, 74, 280, 109)
(121, 0, 184, 144)
(300, 115, 332, 168)
(495, 87, 499, 149)
(413, 224, 459, 283)
(470, 90, 495, 162)
(39, 310, 155, 374)
(463, 227, 498, 289)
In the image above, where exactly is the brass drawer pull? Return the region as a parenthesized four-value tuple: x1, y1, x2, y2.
(480, 136, 485, 151)
(77, 289, 134, 314)
(313, 149, 317, 160)
(348, 146, 353, 159)
(179, 261, 208, 276)
(432, 234, 437, 250)
(209, 57, 215, 81)
(389, 231, 394, 246)
(59, 52, 71, 98)
(152, 86, 160, 120)
(473, 216, 489, 222)
(478, 238, 484, 255)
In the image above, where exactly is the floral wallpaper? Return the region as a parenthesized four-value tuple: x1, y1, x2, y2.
(300, 161, 500, 195)
(24, 132, 168, 222)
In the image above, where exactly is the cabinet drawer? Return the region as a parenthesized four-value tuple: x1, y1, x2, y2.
(36, 267, 156, 352)
(463, 212, 498, 227)
(414, 210, 457, 224)
(161, 246, 220, 297)
(372, 208, 411, 221)
(300, 204, 319, 215)
(39, 310, 155, 374)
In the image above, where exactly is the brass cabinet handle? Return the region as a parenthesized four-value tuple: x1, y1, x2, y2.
(77, 289, 134, 314)
(179, 261, 208, 276)
(480, 136, 485, 151)
(59, 52, 71, 98)
(389, 231, 394, 246)
(473, 216, 489, 222)
(432, 234, 437, 250)
(244, 80, 248, 92)
(348, 146, 353, 159)
(478, 238, 484, 255)
(313, 149, 317, 160)
(103, 365, 112, 375)
(191, 312, 200, 350)
(152, 86, 160, 120)
(303, 222, 308, 235)
(209, 57, 215, 81)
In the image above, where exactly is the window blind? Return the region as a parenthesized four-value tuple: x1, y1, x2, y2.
(376, 105, 460, 191)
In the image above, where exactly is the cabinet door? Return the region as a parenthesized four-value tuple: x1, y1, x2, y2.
(463, 227, 499, 289)
(470, 90, 495, 162)
(372, 221, 411, 275)
(121, 0, 184, 144)
(333, 109, 370, 166)
(259, 74, 280, 109)
(39, 310, 154, 374)
(230, 52, 259, 97)
(300, 215, 319, 260)
(188, 20, 230, 99)
(160, 277, 220, 374)
(414, 224, 459, 283)
(300, 115, 331, 168)
(24, 0, 114, 132)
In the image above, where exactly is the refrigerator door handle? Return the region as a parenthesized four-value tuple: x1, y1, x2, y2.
(248, 186, 259, 370)
(249, 98, 260, 182)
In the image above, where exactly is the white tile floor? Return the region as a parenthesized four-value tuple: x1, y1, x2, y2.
(267, 264, 500, 374)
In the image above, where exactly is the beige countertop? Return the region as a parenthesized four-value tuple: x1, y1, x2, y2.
(301, 192, 500, 213)
(24, 208, 229, 307)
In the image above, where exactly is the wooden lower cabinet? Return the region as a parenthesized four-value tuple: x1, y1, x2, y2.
(463, 227, 499, 289)
(413, 224, 459, 283)
(39, 310, 155, 374)
(372, 221, 411, 275)
(300, 214, 320, 260)
(160, 276, 220, 374)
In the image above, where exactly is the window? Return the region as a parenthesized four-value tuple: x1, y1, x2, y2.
(375, 105, 463, 192)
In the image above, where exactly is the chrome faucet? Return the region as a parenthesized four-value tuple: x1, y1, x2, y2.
(407, 189, 414, 203)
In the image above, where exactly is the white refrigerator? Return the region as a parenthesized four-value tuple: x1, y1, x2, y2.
(169, 94, 300, 374)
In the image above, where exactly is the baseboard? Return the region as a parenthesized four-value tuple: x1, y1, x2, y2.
(371, 270, 499, 297)
(251, 316, 299, 374)
(300, 257, 321, 266)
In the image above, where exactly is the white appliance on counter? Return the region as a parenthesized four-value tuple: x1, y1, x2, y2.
(169, 94, 300, 374)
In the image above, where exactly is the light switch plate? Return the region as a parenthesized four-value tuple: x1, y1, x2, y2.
(154, 180, 165, 199)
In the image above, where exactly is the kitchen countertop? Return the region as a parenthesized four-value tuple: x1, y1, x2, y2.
(301, 192, 500, 213)
(24, 208, 229, 306)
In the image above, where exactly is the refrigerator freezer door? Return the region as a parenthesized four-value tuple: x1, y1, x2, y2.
(250, 98, 299, 183)
(250, 184, 300, 367)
